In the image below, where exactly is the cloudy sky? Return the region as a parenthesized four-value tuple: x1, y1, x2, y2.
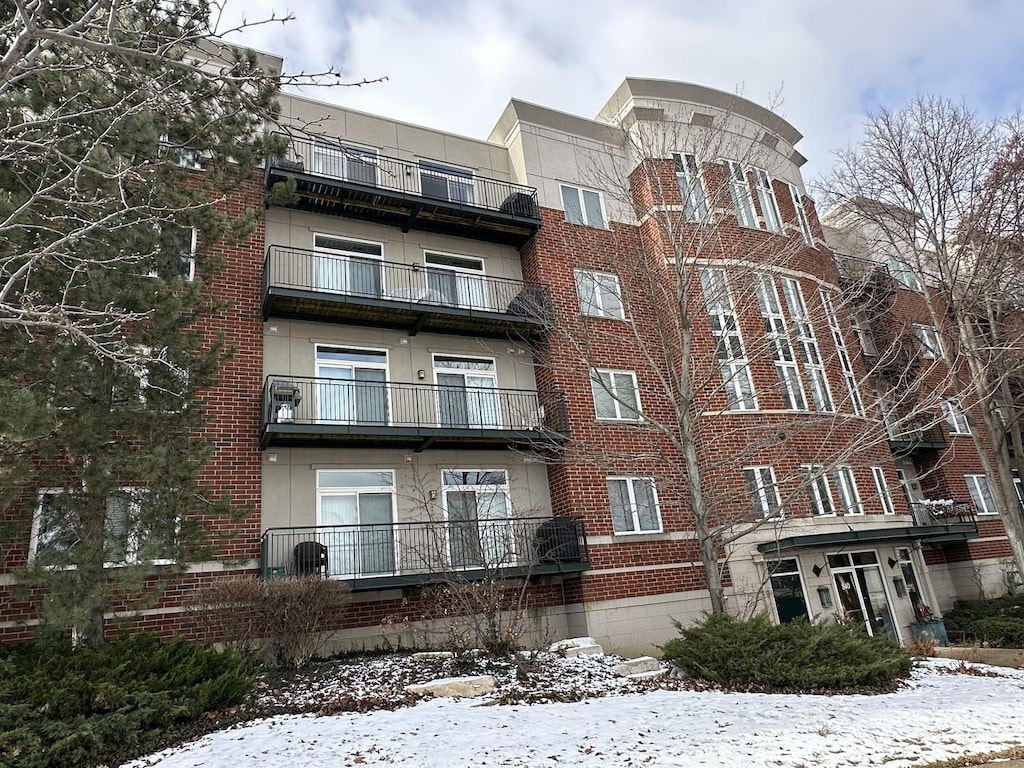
(218, 0, 1024, 181)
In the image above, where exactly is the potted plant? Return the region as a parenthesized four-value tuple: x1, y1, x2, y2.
(910, 603, 950, 646)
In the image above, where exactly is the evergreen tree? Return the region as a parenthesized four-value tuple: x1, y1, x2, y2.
(0, 0, 282, 644)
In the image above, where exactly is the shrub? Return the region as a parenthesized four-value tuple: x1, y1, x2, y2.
(944, 593, 1024, 644)
(973, 617, 1024, 647)
(188, 575, 352, 666)
(0, 634, 254, 768)
(661, 613, 912, 692)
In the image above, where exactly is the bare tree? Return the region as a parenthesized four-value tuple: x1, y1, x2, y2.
(821, 97, 1024, 580)
(533, 99, 951, 615)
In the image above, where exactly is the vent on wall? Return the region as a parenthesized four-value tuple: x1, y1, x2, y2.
(690, 111, 715, 127)
(759, 132, 779, 150)
(630, 107, 665, 122)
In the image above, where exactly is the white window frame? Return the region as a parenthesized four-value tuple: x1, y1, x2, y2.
(30, 487, 175, 567)
(722, 159, 757, 228)
(833, 466, 864, 515)
(419, 159, 475, 204)
(966, 474, 997, 515)
(871, 466, 896, 515)
(423, 250, 488, 311)
(752, 168, 782, 233)
(560, 184, 607, 228)
(942, 399, 971, 435)
(782, 277, 834, 412)
(433, 354, 500, 428)
(146, 226, 196, 281)
(851, 310, 878, 356)
(313, 141, 379, 185)
(755, 273, 806, 410)
(312, 233, 385, 297)
(591, 368, 642, 421)
(788, 183, 814, 246)
(315, 345, 391, 426)
(745, 466, 783, 519)
(802, 465, 836, 516)
(441, 469, 514, 569)
(672, 152, 710, 223)
(701, 268, 758, 410)
(159, 132, 201, 169)
(607, 476, 663, 535)
(574, 269, 625, 319)
(889, 258, 923, 291)
(316, 469, 397, 578)
(914, 325, 943, 359)
(820, 290, 865, 416)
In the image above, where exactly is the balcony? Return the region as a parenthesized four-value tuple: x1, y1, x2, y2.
(260, 376, 569, 450)
(263, 246, 552, 338)
(910, 500, 978, 542)
(886, 421, 947, 456)
(259, 515, 590, 591)
(266, 137, 541, 247)
(834, 254, 896, 310)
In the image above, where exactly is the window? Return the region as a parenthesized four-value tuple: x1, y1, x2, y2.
(745, 466, 782, 519)
(914, 325, 943, 359)
(31, 488, 174, 567)
(312, 235, 383, 297)
(782, 278, 833, 412)
(754, 274, 806, 410)
(313, 142, 379, 185)
(160, 130, 201, 169)
(591, 369, 641, 421)
(802, 465, 836, 516)
(574, 269, 624, 319)
(420, 161, 474, 204)
(434, 355, 499, 428)
(425, 251, 487, 310)
(871, 466, 896, 515)
(833, 467, 863, 515)
(607, 477, 662, 534)
(788, 183, 814, 246)
(942, 399, 971, 435)
(443, 470, 513, 568)
(851, 310, 877, 357)
(966, 474, 997, 515)
(315, 346, 389, 425)
(723, 159, 756, 227)
(146, 226, 196, 281)
(768, 558, 810, 623)
(889, 258, 922, 291)
(672, 153, 709, 222)
(700, 268, 758, 410)
(752, 168, 782, 233)
(317, 470, 395, 576)
(820, 291, 865, 416)
(560, 184, 606, 228)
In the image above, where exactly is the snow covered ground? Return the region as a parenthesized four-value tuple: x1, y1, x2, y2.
(124, 657, 1024, 768)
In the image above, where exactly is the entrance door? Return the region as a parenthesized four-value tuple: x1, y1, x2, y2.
(316, 347, 389, 425)
(768, 559, 810, 623)
(828, 551, 899, 640)
(424, 251, 488, 310)
(434, 355, 499, 428)
(442, 470, 512, 569)
(316, 470, 395, 577)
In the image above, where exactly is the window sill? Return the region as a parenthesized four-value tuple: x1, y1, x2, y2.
(581, 313, 628, 322)
(595, 417, 644, 424)
(612, 529, 666, 538)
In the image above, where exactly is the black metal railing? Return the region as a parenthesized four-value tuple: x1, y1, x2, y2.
(268, 136, 540, 218)
(264, 245, 552, 323)
(259, 515, 589, 582)
(262, 376, 569, 435)
(911, 500, 977, 527)
(885, 420, 946, 451)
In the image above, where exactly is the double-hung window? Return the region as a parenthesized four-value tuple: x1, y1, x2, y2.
(745, 466, 782, 519)
(754, 273, 805, 410)
(607, 477, 662, 534)
(871, 466, 896, 515)
(782, 278, 833, 412)
(942, 399, 971, 435)
(752, 168, 782, 233)
(701, 268, 757, 410)
(802, 465, 836, 516)
(560, 184, 606, 228)
(914, 325, 943, 359)
(574, 269, 624, 319)
(833, 466, 863, 515)
(591, 369, 641, 421)
(966, 474, 997, 515)
(820, 290, 865, 415)
(788, 183, 814, 246)
(723, 159, 757, 227)
(672, 153, 710, 222)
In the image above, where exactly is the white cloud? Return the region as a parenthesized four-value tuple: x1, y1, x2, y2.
(219, 0, 1024, 181)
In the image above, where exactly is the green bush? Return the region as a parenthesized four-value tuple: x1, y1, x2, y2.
(661, 613, 912, 692)
(944, 593, 1024, 642)
(973, 616, 1024, 647)
(0, 634, 256, 768)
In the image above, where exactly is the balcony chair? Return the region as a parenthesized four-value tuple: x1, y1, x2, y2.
(293, 540, 329, 578)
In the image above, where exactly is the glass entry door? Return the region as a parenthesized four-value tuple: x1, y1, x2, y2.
(443, 470, 512, 569)
(424, 251, 488, 310)
(828, 551, 899, 640)
(316, 347, 389, 425)
(317, 470, 395, 577)
(434, 356, 499, 428)
(312, 235, 383, 298)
